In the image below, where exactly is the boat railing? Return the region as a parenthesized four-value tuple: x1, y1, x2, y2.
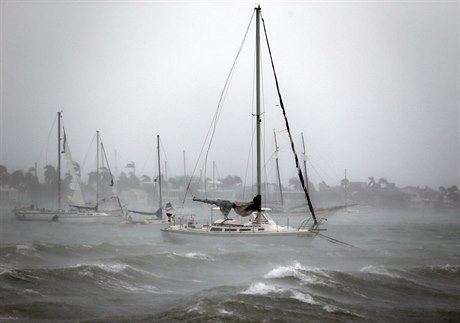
(175, 214, 196, 229)
(298, 217, 317, 230)
(298, 218, 310, 230)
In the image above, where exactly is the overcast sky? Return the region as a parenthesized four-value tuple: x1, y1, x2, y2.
(0, 0, 458, 189)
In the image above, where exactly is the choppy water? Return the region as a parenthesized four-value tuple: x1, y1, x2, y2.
(0, 206, 459, 322)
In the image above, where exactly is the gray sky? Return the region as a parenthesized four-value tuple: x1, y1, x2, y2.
(0, 0, 458, 189)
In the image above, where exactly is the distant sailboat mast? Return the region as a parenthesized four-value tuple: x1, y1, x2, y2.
(157, 134, 162, 208)
(57, 111, 62, 210)
(96, 130, 100, 212)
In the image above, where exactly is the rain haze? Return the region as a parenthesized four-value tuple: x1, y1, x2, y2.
(1, 2, 460, 322)
(1, 0, 458, 189)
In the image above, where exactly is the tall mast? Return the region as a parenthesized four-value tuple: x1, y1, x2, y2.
(183, 150, 186, 200)
(255, 5, 261, 209)
(96, 130, 99, 211)
(57, 111, 61, 210)
(114, 149, 118, 189)
(157, 134, 162, 208)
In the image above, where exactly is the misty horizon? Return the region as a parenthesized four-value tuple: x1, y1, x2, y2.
(1, 1, 458, 190)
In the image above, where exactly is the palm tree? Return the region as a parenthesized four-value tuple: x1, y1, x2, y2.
(220, 176, 242, 188)
(141, 175, 151, 183)
(10, 170, 25, 190)
(128, 172, 140, 189)
(117, 172, 129, 191)
(99, 167, 112, 188)
(447, 185, 459, 208)
(340, 178, 350, 188)
(44, 164, 57, 186)
(378, 178, 389, 189)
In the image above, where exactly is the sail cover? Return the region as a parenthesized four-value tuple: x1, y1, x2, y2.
(193, 195, 261, 219)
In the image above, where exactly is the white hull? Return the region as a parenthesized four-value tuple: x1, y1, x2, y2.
(161, 228, 317, 245)
(120, 218, 168, 225)
(14, 210, 123, 224)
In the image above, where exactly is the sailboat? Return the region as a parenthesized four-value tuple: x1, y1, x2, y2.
(67, 130, 127, 223)
(14, 113, 125, 223)
(161, 6, 324, 244)
(125, 135, 168, 224)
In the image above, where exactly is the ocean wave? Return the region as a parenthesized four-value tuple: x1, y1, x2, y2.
(290, 290, 318, 304)
(15, 244, 40, 258)
(241, 281, 318, 305)
(19, 288, 46, 297)
(323, 304, 362, 318)
(52, 262, 163, 295)
(74, 262, 131, 273)
(0, 241, 109, 261)
(0, 269, 42, 283)
(360, 265, 401, 278)
(413, 264, 460, 276)
(264, 262, 334, 287)
(241, 281, 284, 295)
(183, 252, 214, 261)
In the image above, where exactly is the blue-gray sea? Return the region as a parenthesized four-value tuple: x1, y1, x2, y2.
(1, 205, 459, 322)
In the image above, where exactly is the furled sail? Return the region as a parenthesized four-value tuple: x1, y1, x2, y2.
(62, 135, 85, 207)
(193, 195, 261, 219)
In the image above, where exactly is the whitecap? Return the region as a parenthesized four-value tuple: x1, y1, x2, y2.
(21, 288, 45, 297)
(264, 262, 332, 286)
(360, 265, 400, 278)
(241, 281, 283, 295)
(74, 263, 136, 279)
(168, 252, 213, 261)
(78, 269, 94, 278)
(186, 299, 205, 314)
(0, 316, 19, 321)
(323, 304, 361, 317)
(184, 252, 213, 260)
(217, 308, 233, 315)
(122, 284, 162, 294)
(15, 244, 39, 257)
(290, 290, 318, 305)
(440, 264, 460, 272)
(74, 263, 130, 273)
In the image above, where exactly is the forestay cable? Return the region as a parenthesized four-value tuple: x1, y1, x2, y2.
(261, 14, 318, 225)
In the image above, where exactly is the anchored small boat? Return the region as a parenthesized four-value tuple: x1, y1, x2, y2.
(161, 6, 325, 244)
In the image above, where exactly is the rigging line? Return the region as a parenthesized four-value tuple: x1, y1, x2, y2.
(159, 139, 169, 170)
(261, 14, 317, 225)
(139, 138, 154, 179)
(159, 140, 172, 181)
(80, 133, 96, 174)
(318, 233, 359, 249)
(203, 9, 255, 192)
(301, 134, 342, 183)
(100, 140, 114, 187)
(39, 113, 58, 167)
(308, 158, 327, 185)
(186, 9, 255, 202)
